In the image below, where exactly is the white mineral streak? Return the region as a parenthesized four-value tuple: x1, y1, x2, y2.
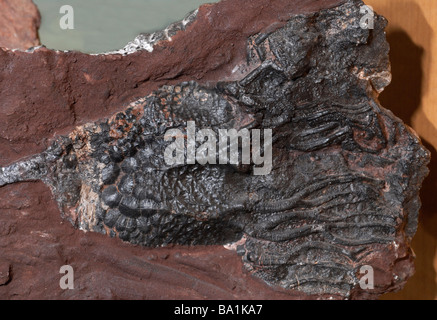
(77, 184, 100, 231)
(13, 9, 199, 56)
(102, 9, 199, 56)
(224, 235, 247, 251)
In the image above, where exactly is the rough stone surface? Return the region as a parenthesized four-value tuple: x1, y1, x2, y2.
(0, 0, 430, 299)
(0, 0, 345, 166)
(0, 0, 40, 50)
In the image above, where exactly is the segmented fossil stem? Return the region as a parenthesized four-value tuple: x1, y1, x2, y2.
(0, 154, 49, 187)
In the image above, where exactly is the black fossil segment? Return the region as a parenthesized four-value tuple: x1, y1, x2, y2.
(102, 163, 120, 185)
(103, 209, 121, 228)
(239, 152, 396, 296)
(0, 0, 430, 298)
(101, 186, 122, 208)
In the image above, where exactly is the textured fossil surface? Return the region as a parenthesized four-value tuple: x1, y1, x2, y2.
(0, 0, 431, 299)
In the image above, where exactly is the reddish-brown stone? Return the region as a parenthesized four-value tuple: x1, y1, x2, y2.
(0, 0, 356, 300)
(0, 0, 428, 300)
(0, 0, 40, 50)
(0, 0, 346, 166)
(0, 181, 303, 299)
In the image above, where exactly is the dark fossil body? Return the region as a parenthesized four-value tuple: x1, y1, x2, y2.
(0, 0, 430, 297)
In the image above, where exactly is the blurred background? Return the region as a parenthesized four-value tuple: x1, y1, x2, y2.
(364, 0, 437, 300)
(32, 0, 437, 299)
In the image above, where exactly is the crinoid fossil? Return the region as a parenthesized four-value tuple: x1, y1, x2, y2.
(0, 0, 430, 298)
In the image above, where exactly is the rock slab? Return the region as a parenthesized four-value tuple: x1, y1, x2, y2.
(0, 0, 430, 299)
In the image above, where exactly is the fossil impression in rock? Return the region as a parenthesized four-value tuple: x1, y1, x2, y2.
(0, 0, 430, 298)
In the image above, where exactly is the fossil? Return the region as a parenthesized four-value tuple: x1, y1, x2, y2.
(0, 0, 430, 298)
